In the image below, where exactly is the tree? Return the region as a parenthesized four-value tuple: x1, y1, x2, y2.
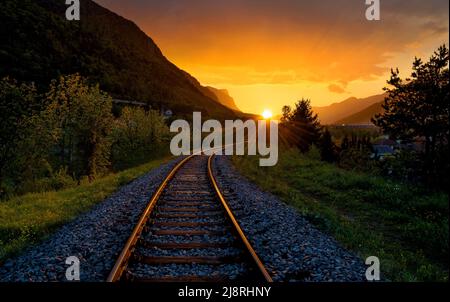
(319, 129, 338, 163)
(341, 135, 350, 150)
(0, 78, 37, 197)
(45, 74, 114, 180)
(110, 107, 169, 169)
(281, 105, 292, 123)
(373, 44, 449, 187)
(281, 98, 322, 152)
(13, 98, 61, 189)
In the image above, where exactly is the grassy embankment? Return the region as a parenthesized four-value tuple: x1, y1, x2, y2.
(0, 156, 171, 262)
(232, 149, 448, 281)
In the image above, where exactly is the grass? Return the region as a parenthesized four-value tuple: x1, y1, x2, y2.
(232, 149, 449, 281)
(0, 156, 171, 262)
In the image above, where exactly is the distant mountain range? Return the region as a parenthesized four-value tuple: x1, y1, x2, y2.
(313, 93, 386, 125)
(335, 102, 384, 125)
(0, 0, 238, 119)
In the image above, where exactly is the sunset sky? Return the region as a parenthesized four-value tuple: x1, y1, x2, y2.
(95, 0, 448, 114)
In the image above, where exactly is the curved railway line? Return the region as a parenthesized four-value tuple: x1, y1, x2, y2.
(107, 154, 273, 282)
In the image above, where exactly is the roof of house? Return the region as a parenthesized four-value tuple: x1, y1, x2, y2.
(373, 138, 397, 146)
(373, 145, 395, 154)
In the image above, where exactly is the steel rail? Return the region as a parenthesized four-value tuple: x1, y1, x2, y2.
(107, 153, 272, 282)
(207, 154, 273, 282)
(106, 155, 195, 282)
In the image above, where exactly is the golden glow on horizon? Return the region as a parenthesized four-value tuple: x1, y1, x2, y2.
(96, 0, 449, 114)
(262, 109, 273, 119)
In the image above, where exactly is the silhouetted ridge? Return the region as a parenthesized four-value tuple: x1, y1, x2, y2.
(0, 0, 237, 119)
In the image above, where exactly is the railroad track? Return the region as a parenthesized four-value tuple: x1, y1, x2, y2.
(107, 154, 272, 282)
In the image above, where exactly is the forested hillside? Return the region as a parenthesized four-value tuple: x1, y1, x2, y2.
(0, 0, 236, 119)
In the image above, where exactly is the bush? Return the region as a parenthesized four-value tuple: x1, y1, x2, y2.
(111, 107, 169, 170)
(0, 75, 171, 199)
(379, 151, 422, 183)
(19, 167, 76, 194)
(339, 147, 379, 173)
(45, 74, 114, 179)
(305, 145, 321, 161)
(401, 219, 449, 261)
(0, 77, 38, 199)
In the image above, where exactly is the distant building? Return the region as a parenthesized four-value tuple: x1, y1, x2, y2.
(370, 134, 428, 160)
(344, 124, 373, 127)
(163, 109, 173, 119)
(394, 138, 426, 153)
(371, 145, 395, 160)
(372, 138, 397, 147)
(371, 137, 397, 160)
(112, 99, 147, 107)
(334, 124, 378, 129)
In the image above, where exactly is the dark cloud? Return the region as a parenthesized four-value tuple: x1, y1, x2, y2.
(328, 84, 348, 94)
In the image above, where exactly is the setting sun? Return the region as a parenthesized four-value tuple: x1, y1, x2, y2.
(262, 109, 273, 119)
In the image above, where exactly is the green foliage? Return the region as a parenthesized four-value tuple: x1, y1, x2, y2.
(1, 74, 170, 198)
(0, 156, 169, 261)
(373, 45, 449, 189)
(378, 151, 422, 183)
(305, 145, 321, 161)
(339, 147, 377, 172)
(45, 74, 114, 179)
(338, 135, 376, 172)
(232, 149, 449, 281)
(328, 126, 381, 144)
(374, 45, 449, 143)
(19, 167, 77, 194)
(111, 107, 170, 170)
(0, 78, 38, 198)
(318, 128, 338, 163)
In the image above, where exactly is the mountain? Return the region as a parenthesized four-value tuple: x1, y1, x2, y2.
(335, 102, 384, 125)
(205, 87, 240, 112)
(0, 0, 237, 119)
(313, 93, 386, 124)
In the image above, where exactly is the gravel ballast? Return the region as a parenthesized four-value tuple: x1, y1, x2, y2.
(212, 155, 366, 282)
(0, 155, 366, 282)
(0, 158, 182, 282)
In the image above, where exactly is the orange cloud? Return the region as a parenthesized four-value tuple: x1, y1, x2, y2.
(328, 84, 348, 94)
(95, 0, 449, 113)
